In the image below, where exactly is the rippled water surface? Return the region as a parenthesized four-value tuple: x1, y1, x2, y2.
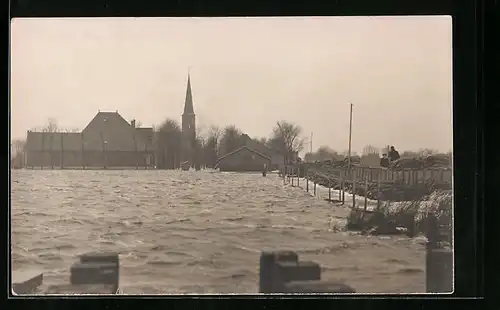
(11, 170, 426, 294)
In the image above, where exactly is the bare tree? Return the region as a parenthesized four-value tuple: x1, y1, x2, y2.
(155, 118, 182, 169)
(219, 125, 243, 156)
(11, 139, 26, 157)
(270, 120, 305, 164)
(44, 118, 59, 132)
(207, 125, 221, 142)
(202, 125, 221, 167)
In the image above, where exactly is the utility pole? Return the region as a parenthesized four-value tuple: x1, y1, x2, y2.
(348, 103, 353, 170)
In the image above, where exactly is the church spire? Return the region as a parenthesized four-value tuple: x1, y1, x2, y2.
(183, 72, 194, 115)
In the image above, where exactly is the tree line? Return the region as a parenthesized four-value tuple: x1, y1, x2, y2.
(153, 118, 305, 169)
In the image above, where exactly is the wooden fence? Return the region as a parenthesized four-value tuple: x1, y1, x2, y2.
(305, 165, 452, 187)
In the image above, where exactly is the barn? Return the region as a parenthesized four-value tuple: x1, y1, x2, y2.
(25, 111, 155, 169)
(215, 146, 271, 172)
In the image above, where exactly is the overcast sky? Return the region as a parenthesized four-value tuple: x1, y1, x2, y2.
(10, 16, 452, 154)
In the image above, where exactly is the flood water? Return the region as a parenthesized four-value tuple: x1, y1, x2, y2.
(11, 169, 426, 294)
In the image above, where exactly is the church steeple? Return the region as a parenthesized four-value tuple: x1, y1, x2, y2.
(183, 73, 194, 115)
(181, 71, 196, 165)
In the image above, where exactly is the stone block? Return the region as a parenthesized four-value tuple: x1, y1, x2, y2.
(12, 270, 43, 295)
(70, 262, 118, 285)
(426, 248, 453, 293)
(260, 251, 323, 293)
(275, 261, 321, 282)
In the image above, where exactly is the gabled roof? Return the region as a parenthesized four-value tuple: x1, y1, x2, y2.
(82, 111, 132, 133)
(81, 111, 150, 151)
(216, 145, 271, 164)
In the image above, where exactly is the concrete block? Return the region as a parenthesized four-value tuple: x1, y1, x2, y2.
(275, 261, 321, 282)
(426, 248, 453, 293)
(70, 262, 118, 285)
(12, 270, 43, 295)
(284, 280, 356, 293)
(259, 251, 299, 293)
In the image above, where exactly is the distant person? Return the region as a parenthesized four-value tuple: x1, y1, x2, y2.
(380, 154, 390, 168)
(388, 146, 400, 162)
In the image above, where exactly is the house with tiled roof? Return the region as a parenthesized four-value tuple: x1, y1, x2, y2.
(25, 111, 155, 169)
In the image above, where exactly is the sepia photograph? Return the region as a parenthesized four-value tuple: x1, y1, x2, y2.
(10, 16, 453, 295)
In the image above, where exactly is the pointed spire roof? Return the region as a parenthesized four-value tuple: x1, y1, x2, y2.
(183, 73, 194, 115)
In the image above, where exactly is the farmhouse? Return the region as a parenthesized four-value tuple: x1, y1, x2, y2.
(25, 111, 155, 169)
(215, 146, 271, 172)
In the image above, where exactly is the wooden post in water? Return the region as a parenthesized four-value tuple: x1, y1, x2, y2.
(377, 172, 381, 210)
(328, 179, 331, 201)
(306, 168, 309, 192)
(352, 172, 356, 209)
(364, 177, 368, 211)
(341, 171, 345, 204)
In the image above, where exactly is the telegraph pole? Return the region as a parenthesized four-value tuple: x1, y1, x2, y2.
(348, 103, 353, 169)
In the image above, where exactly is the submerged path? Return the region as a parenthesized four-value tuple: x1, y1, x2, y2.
(11, 170, 426, 293)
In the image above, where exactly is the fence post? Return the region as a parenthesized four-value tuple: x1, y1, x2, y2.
(341, 171, 345, 204)
(377, 172, 381, 210)
(313, 181, 316, 196)
(352, 171, 356, 209)
(364, 177, 368, 211)
(306, 168, 309, 192)
(339, 172, 343, 201)
(297, 166, 300, 187)
(328, 179, 331, 201)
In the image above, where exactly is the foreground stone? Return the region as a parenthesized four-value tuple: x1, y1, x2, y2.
(259, 250, 356, 293)
(12, 270, 43, 295)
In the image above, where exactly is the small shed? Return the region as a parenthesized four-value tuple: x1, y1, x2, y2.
(215, 146, 271, 172)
